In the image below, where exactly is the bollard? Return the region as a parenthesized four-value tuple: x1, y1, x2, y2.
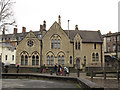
(104, 71, 106, 80)
(77, 69, 80, 77)
(91, 71, 93, 79)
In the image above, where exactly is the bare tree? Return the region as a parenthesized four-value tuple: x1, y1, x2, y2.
(0, 0, 16, 32)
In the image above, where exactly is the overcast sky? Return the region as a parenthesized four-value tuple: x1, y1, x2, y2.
(10, 0, 120, 34)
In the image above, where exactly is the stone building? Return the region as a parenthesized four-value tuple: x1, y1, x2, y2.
(0, 16, 104, 69)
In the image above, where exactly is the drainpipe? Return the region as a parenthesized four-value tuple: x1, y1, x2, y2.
(73, 42, 74, 68)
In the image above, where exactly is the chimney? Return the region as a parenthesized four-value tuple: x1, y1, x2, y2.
(109, 31, 111, 34)
(2, 27, 5, 35)
(22, 27, 26, 33)
(43, 20, 46, 30)
(58, 15, 61, 26)
(75, 25, 78, 30)
(40, 25, 43, 31)
(14, 28, 17, 34)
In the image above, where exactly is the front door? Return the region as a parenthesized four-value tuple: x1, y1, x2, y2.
(76, 58, 80, 69)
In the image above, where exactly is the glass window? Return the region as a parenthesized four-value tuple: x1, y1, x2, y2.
(32, 55, 35, 65)
(12, 55, 14, 60)
(58, 39, 60, 49)
(75, 42, 77, 50)
(54, 39, 57, 49)
(96, 53, 99, 61)
(62, 55, 64, 65)
(5, 55, 7, 60)
(92, 53, 95, 61)
(25, 55, 28, 65)
(78, 42, 80, 50)
(58, 55, 61, 65)
(94, 43, 96, 49)
(51, 55, 54, 65)
(51, 39, 54, 49)
(70, 56, 72, 64)
(36, 55, 39, 65)
(47, 56, 50, 65)
(113, 44, 116, 52)
(21, 55, 24, 65)
(27, 40, 34, 47)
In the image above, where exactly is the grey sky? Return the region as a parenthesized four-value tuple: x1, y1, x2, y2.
(5, 0, 120, 34)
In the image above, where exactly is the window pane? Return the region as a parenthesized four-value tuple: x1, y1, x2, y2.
(51, 39, 54, 49)
(32, 55, 35, 65)
(21, 55, 24, 65)
(75, 42, 77, 50)
(36, 55, 39, 65)
(58, 55, 61, 65)
(55, 39, 57, 49)
(62, 55, 64, 65)
(47, 56, 50, 65)
(12, 55, 14, 60)
(84, 56, 86, 65)
(58, 39, 60, 49)
(51, 55, 54, 65)
(92, 53, 95, 61)
(70, 56, 72, 64)
(25, 55, 28, 65)
(113, 45, 116, 52)
(78, 42, 80, 50)
(96, 53, 99, 61)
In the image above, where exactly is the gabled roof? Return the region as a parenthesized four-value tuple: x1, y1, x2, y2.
(63, 30, 103, 43)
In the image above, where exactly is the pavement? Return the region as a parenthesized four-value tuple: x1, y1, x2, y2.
(1, 72, 120, 89)
(2, 79, 78, 89)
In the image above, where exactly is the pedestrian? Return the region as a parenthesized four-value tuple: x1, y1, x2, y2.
(58, 64, 62, 75)
(4, 66, 8, 73)
(54, 63, 58, 75)
(43, 64, 46, 73)
(17, 65, 19, 73)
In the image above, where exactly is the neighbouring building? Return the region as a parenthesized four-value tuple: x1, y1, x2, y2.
(0, 43, 16, 65)
(103, 31, 120, 67)
(0, 16, 104, 70)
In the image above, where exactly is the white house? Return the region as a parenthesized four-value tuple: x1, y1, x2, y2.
(0, 43, 16, 65)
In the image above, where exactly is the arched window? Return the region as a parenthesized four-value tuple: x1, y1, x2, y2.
(58, 39, 60, 49)
(70, 56, 72, 64)
(75, 42, 77, 50)
(78, 42, 80, 50)
(25, 55, 28, 65)
(51, 39, 54, 49)
(58, 55, 61, 65)
(47, 56, 50, 65)
(54, 39, 57, 49)
(96, 53, 99, 61)
(62, 55, 64, 65)
(92, 53, 95, 61)
(36, 55, 39, 65)
(32, 55, 35, 65)
(21, 55, 24, 65)
(51, 55, 54, 65)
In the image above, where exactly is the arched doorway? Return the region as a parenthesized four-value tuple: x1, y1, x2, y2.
(76, 58, 80, 69)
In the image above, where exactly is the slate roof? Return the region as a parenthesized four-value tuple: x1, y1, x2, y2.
(0, 30, 103, 43)
(0, 43, 16, 51)
(63, 30, 103, 43)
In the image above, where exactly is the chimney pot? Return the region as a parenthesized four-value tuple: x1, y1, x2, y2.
(43, 20, 46, 30)
(75, 25, 78, 30)
(14, 28, 17, 34)
(40, 25, 43, 31)
(22, 27, 26, 33)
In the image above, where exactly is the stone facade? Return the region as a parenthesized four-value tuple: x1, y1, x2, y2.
(15, 21, 104, 69)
